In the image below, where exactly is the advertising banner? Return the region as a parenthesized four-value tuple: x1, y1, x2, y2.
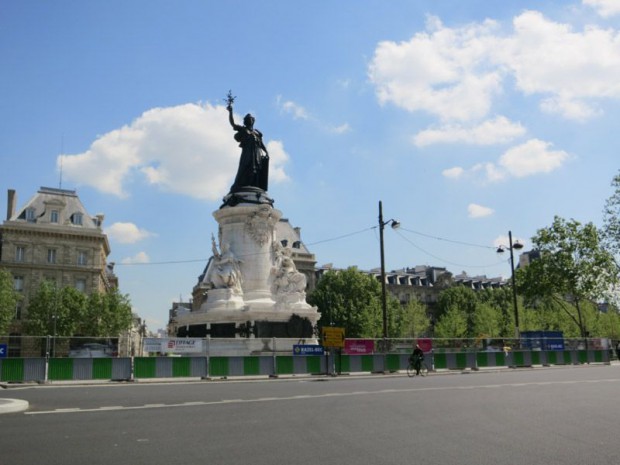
(344, 339, 375, 355)
(143, 338, 203, 354)
(293, 345, 325, 356)
(164, 338, 203, 353)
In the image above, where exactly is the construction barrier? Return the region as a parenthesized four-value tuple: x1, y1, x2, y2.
(0, 349, 611, 383)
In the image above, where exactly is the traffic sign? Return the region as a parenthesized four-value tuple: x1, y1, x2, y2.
(322, 327, 345, 348)
(293, 345, 324, 356)
(0, 343, 7, 358)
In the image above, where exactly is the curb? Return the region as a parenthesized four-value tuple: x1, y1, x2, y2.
(0, 398, 29, 414)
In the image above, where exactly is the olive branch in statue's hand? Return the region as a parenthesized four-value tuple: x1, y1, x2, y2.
(225, 90, 236, 109)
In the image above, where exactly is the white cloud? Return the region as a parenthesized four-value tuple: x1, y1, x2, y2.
(468, 203, 494, 218)
(498, 139, 569, 178)
(265, 140, 290, 184)
(277, 97, 309, 120)
(446, 139, 569, 183)
(414, 116, 526, 146)
(502, 11, 620, 120)
(369, 16, 503, 122)
(121, 251, 150, 264)
(442, 166, 465, 179)
(584, 0, 620, 18)
(58, 103, 290, 200)
(369, 10, 620, 122)
(330, 123, 351, 134)
(105, 222, 155, 244)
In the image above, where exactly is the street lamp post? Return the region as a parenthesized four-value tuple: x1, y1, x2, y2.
(378, 201, 400, 340)
(497, 231, 523, 340)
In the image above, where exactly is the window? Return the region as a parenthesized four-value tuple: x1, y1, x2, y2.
(75, 279, 86, 293)
(25, 208, 35, 222)
(15, 302, 22, 320)
(77, 250, 87, 266)
(15, 246, 25, 262)
(13, 276, 24, 292)
(50, 210, 59, 223)
(71, 213, 83, 225)
(47, 248, 57, 264)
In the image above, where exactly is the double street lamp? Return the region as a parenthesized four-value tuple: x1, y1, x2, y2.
(496, 231, 524, 340)
(378, 201, 400, 340)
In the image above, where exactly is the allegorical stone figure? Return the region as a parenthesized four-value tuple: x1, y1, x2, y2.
(207, 234, 243, 294)
(226, 91, 270, 193)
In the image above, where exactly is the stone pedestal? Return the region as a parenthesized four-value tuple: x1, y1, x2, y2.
(176, 191, 319, 340)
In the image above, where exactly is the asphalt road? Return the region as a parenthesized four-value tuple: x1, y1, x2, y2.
(1, 365, 619, 465)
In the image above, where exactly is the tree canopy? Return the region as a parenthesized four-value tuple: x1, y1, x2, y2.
(0, 268, 19, 334)
(24, 281, 133, 337)
(517, 216, 618, 339)
(308, 267, 401, 338)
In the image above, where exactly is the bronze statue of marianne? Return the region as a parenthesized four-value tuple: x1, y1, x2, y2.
(226, 91, 269, 193)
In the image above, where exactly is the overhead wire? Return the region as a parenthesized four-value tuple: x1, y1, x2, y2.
(113, 224, 506, 270)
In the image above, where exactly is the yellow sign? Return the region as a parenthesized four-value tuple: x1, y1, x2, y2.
(322, 327, 345, 348)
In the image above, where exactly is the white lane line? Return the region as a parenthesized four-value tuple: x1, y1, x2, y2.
(24, 378, 620, 416)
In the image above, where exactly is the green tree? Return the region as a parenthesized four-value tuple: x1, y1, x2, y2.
(602, 170, 620, 264)
(436, 286, 479, 336)
(518, 216, 619, 340)
(434, 306, 467, 339)
(477, 287, 515, 337)
(0, 268, 19, 334)
(472, 302, 500, 337)
(82, 289, 133, 337)
(308, 267, 399, 338)
(393, 299, 430, 338)
(24, 281, 84, 336)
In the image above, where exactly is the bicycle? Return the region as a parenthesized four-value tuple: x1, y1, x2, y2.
(407, 356, 429, 377)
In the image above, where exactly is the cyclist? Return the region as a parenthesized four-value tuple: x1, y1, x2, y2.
(410, 344, 425, 376)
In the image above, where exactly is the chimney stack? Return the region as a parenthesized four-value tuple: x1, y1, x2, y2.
(7, 189, 16, 221)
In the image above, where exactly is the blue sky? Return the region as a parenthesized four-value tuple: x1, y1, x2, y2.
(2, 0, 620, 331)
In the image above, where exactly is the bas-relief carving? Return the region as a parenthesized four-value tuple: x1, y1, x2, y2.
(244, 206, 277, 247)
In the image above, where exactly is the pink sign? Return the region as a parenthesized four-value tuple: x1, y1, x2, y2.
(417, 338, 433, 353)
(344, 339, 375, 355)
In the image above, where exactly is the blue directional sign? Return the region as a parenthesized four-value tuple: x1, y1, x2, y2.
(293, 344, 324, 356)
(0, 343, 7, 358)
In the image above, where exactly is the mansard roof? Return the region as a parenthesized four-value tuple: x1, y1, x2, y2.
(8, 186, 103, 230)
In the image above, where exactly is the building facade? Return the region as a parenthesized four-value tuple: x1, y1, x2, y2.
(0, 187, 115, 355)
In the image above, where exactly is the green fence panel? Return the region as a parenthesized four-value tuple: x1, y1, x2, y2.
(209, 357, 229, 377)
(172, 357, 191, 377)
(593, 350, 603, 363)
(547, 351, 557, 365)
(92, 358, 113, 380)
(243, 357, 260, 375)
(306, 356, 322, 374)
(1, 358, 24, 382)
(455, 353, 467, 369)
(476, 352, 488, 367)
(434, 353, 447, 369)
(385, 354, 400, 372)
(276, 356, 294, 375)
(134, 357, 157, 378)
(577, 350, 588, 364)
(360, 355, 374, 372)
(513, 351, 525, 367)
(49, 358, 73, 381)
(563, 351, 573, 364)
(530, 351, 541, 365)
(337, 355, 349, 373)
(494, 352, 506, 366)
